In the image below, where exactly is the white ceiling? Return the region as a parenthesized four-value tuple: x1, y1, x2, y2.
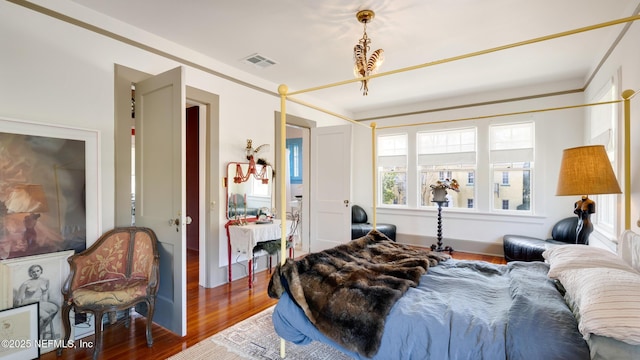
(70, 0, 640, 118)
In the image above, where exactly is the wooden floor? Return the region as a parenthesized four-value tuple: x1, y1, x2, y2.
(45, 249, 506, 360)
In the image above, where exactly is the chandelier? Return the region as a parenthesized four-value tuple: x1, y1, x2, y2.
(353, 9, 384, 96)
(234, 139, 270, 184)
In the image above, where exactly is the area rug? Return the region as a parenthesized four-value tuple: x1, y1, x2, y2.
(166, 306, 352, 360)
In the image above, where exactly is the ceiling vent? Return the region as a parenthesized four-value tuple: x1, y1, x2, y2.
(241, 53, 277, 69)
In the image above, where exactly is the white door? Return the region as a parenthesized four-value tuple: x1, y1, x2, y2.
(135, 67, 187, 336)
(310, 125, 352, 252)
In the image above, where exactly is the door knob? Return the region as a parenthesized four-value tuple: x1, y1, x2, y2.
(169, 214, 191, 231)
(169, 218, 180, 232)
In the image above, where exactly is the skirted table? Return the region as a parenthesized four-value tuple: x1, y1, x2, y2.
(225, 219, 292, 288)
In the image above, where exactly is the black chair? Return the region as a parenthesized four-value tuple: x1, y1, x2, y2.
(351, 205, 397, 241)
(503, 217, 580, 262)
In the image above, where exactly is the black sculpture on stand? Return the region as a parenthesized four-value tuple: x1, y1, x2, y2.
(573, 195, 595, 244)
(429, 179, 459, 255)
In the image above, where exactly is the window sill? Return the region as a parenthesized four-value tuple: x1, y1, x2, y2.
(376, 206, 546, 224)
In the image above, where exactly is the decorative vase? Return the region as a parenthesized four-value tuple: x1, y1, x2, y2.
(432, 187, 448, 202)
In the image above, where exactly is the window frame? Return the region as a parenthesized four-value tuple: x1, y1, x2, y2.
(377, 133, 409, 206)
(416, 127, 477, 209)
(489, 121, 535, 213)
(286, 138, 303, 185)
(588, 78, 619, 237)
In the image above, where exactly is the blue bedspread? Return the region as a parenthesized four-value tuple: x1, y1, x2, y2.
(272, 259, 589, 359)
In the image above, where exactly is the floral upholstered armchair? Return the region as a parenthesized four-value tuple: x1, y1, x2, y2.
(57, 227, 160, 360)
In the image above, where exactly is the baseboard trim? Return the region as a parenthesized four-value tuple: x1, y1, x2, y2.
(398, 233, 505, 257)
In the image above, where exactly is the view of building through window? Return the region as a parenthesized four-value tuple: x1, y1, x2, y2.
(419, 168, 475, 208)
(491, 163, 531, 211)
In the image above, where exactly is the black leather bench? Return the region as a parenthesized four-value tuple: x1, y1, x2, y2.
(503, 217, 580, 262)
(351, 205, 397, 241)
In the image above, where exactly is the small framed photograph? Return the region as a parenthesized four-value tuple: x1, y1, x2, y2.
(0, 250, 74, 353)
(0, 302, 40, 360)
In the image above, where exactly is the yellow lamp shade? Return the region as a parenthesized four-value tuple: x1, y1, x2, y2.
(556, 145, 622, 196)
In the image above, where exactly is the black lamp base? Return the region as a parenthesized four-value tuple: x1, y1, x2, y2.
(431, 200, 453, 254)
(573, 196, 595, 245)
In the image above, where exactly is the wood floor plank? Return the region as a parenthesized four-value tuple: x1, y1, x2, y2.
(44, 249, 505, 360)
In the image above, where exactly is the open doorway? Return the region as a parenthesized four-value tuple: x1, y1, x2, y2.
(286, 124, 307, 253)
(275, 112, 315, 254)
(186, 105, 200, 252)
(130, 96, 203, 277)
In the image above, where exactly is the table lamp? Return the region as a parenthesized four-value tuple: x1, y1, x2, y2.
(556, 145, 621, 244)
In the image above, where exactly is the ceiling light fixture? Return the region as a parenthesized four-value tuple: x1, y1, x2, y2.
(353, 9, 384, 96)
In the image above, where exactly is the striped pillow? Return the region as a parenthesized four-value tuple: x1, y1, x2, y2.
(558, 267, 640, 345)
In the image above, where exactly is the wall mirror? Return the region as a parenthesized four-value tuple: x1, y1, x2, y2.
(226, 162, 273, 219)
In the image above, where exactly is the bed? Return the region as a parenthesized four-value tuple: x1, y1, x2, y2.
(270, 14, 639, 360)
(267, 230, 640, 359)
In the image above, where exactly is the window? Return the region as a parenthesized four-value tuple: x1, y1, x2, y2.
(375, 122, 541, 214)
(589, 80, 617, 234)
(286, 138, 302, 184)
(501, 172, 509, 185)
(467, 172, 474, 185)
(490, 122, 534, 212)
(417, 128, 476, 208)
(438, 171, 452, 181)
(378, 134, 407, 205)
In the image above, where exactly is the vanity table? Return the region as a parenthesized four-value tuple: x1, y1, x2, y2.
(225, 219, 292, 288)
(224, 157, 294, 288)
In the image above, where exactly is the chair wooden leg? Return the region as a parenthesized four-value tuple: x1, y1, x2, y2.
(92, 311, 104, 360)
(145, 300, 155, 347)
(57, 302, 72, 356)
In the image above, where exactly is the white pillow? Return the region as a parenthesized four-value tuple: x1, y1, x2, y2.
(558, 267, 640, 345)
(619, 230, 640, 272)
(542, 245, 638, 279)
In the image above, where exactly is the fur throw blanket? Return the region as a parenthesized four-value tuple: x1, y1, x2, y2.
(268, 230, 449, 358)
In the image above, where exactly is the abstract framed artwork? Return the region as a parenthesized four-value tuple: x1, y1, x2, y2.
(0, 302, 40, 360)
(0, 250, 74, 354)
(0, 117, 101, 260)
